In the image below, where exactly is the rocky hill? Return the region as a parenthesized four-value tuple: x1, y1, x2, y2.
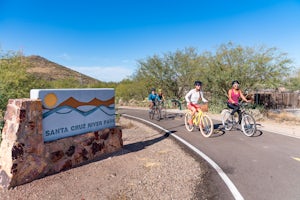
(25, 55, 101, 85)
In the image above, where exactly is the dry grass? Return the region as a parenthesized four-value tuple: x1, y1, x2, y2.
(116, 120, 135, 129)
(267, 111, 300, 124)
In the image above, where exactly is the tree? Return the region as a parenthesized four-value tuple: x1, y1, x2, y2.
(116, 43, 295, 109)
(134, 47, 202, 99)
(0, 52, 44, 112)
(200, 43, 293, 103)
(285, 68, 300, 91)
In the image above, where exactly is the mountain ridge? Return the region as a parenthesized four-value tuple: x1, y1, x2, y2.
(25, 55, 102, 85)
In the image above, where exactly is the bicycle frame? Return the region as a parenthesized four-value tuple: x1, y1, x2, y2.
(184, 108, 214, 137)
(222, 102, 256, 136)
(192, 110, 204, 125)
(149, 99, 162, 121)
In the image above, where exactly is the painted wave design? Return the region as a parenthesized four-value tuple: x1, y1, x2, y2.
(43, 105, 115, 118)
(57, 96, 114, 108)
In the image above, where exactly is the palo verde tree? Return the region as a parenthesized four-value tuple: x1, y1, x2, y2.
(134, 47, 202, 100)
(118, 43, 294, 108)
(285, 68, 300, 91)
(200, 42, 293, 104)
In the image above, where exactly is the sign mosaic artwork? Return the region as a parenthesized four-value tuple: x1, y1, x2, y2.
(30, 89, 115, 142)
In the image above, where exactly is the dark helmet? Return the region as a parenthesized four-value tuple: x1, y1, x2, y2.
(151, 88, 156, 92)
(194, 81, 202, 86)
(232, 80, 240, 85)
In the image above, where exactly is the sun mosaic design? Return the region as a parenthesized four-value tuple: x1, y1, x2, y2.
(42, 93, 115, 118)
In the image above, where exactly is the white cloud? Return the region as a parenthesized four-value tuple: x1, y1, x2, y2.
(69, 66, 134, 82)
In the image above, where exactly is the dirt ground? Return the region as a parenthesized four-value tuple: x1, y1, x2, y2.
(0, 118, 210, 200)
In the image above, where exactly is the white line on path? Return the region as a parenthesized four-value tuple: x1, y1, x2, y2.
(122, 114, 244, 200)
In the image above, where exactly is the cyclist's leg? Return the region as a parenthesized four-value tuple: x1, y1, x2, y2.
(149, 101, 154, 112)
(194, 105, 203, 127)
(227, 103, 239, 118)
(187, 104, 197, 125)
(237, 109, 242, 124)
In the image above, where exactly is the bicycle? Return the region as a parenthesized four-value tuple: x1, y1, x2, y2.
(184, 104, 214, 138)
(149, 99, 162, 121)
(222, 102, 256, 137)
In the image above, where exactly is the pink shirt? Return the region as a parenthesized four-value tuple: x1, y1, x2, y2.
(229, 89, 240, 104)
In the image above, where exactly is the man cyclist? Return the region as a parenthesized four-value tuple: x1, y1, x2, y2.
(185, 81, 208, 125)
(227, 80, 250, 124)
(148, 88, 158, 112)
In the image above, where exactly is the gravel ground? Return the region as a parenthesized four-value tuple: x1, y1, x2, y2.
(0, 117, 210, 200)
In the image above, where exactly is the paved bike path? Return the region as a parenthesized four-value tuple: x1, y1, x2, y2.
(118, 107, 300, 200)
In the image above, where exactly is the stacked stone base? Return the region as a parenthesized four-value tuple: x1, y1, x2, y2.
(0, 99, 123, 189)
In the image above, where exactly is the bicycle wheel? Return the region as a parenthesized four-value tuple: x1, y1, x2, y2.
(155, 108, 161, 121)
(241, 114, 256, 137)
(149, 109, 154, 120)
(199, 115, 214, 137)
(162, 107, 167, 119)
(184, 112, 194, 132)
(222, 110, 234, 131)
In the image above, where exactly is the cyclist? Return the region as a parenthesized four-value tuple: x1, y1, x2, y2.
(157, 89, 165, 103)
(227, 80, 250, 124)
(148, 88, 158, 112)
(185, 81, 208, 125)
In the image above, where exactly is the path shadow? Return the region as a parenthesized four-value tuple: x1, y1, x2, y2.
(252, 130, 263, 137)
(213, 122, 264, 138)
(163, 112, 184, 120)
(90, 129, 176, 163)
(210, 123, 226, 138)
(253, 123, 264, 137)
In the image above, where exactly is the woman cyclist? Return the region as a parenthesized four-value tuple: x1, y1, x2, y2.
(227, 80, 250, 124)
(185, 81, 208, 125)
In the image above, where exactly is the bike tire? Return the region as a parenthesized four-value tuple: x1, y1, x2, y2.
(149, 109, 154, 120)
(200, 115, 214, 137)
(222, 110, 234, 131)
(241, 114, 256, 137)
(155, 108, 161, 121)
(163, 108, 167, 119)
(184, 112, 194, 132)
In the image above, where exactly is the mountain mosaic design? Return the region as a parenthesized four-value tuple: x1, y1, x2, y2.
(42, 96, 115, 118)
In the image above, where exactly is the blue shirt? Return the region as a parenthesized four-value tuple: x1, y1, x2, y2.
(148, 93, 158, 101)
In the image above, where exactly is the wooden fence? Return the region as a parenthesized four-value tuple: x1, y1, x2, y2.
(253, 91, 300, 109)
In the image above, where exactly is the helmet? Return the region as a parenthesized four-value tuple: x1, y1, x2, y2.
(151, 88, 156, 92)
(194, 81, 202, 86)
(158, 89, 162, 93)
(232, 80, 240, 85)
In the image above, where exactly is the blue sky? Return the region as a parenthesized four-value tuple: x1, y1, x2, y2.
(1, 0, 300, 82)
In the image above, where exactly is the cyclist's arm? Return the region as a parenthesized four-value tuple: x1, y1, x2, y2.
(239, 90, 250, 102)
(156, 95, 161, 101)
(185, 90, 192, 105)
(200, 91, 208, 103)
(148, 94, 154, 101)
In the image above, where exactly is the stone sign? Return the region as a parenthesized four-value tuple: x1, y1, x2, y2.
(30, 88, 115, 142)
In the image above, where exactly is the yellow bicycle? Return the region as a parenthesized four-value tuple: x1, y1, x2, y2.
(184, 104, 214, 137)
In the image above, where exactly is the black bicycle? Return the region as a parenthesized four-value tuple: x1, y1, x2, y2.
(222, 102, 257, 137)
